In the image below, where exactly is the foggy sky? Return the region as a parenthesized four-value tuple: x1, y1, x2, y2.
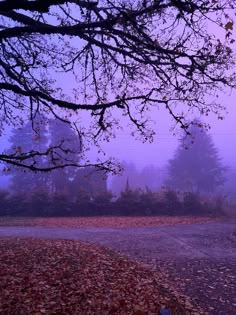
(1, 69, 235, 190)
(55, 25, 236, 173)
(1, 14, 236, 189)
(104, 96, 236, 171)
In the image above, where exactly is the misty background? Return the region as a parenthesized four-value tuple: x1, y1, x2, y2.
(0, 20, 235, 202)
(1, 93, 235, 202)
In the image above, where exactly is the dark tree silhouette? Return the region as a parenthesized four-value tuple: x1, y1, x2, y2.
(6, 115, 49, 194)
(166, 121, 226, 193)
(110, 162, 140, 196)
(6, 117, 108, 196)
(110, 162, 163, 196)
(0, 1, 236, 171)
(223, 169, 236, 202)
(47, 119, 81, 194)
(71, 166, 108, 197)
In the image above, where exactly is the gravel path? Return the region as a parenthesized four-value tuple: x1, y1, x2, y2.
(0, 220, 236, 314)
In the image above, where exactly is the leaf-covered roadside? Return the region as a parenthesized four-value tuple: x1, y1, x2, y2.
(0, 216, 223, 228)
(0, 238, 200, 315)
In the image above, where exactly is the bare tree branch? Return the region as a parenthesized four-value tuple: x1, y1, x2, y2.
(0, 0, 236, 171)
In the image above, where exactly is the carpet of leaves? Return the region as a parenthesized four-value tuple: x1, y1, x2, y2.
(0, 216, 223, 228)
(0, 238, 201, 315)
(150, 258, 236, 315)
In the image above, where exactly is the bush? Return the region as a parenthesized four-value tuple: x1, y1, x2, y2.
(24, 192, 50, 216)
(49, 194, 73, 216)
(162, 190, 183, 215)
(0, 190, 10, 215)
(0, 188, 227, 217)
(182, 192, 203, 215)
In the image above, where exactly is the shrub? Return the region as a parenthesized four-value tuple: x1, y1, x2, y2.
(162, 190, 183, 215)
(182, 192, 203, 215)
(0, 188, 227, 217)
(5, 194, 26, 216)
(0, 190, 9, 215)
(26, 192, 51, 216)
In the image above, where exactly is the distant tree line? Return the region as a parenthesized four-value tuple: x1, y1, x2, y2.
(112, 120, 227, 196)
(0, 118, 231, 217)
(110, 162, 167, 197)
(0, 186, 225, 217)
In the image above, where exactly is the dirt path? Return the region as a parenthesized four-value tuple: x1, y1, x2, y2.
(0, 220, 236, 314)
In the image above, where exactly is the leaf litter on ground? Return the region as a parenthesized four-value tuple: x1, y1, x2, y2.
(0, 237, 203, 315)
(0, 216, 225, 228)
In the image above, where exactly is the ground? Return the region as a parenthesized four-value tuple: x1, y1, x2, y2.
(0, 217, 235, 314)
(0, 238, 192, 315)
(0, 215, 224, 228)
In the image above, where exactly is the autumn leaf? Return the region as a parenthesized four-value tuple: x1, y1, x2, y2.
(0, 216, 221, 228)
(225, 21, 233, 31)
(0, 238, 198, 314)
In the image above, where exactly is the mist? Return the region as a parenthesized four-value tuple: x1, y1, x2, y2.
(1, 2, 236, 315)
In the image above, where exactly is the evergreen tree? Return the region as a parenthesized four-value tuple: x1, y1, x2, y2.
(139, 165, 162, 191)
(70, 167, 107, 199)
(48, 119, 81, 195)
(166, 122, 226, 193)
(223, 169, 236, 202)
(110, 162, 163, 196)
(6, 117, 107, 199)
(7, 115, 48, 195)
(110, 162, 141, 196)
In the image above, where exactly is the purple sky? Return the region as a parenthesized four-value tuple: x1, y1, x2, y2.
(55, 22, 236, 173)
(103, 95, 236, 171)
(1, 11, 236, 190)
(1, 65, 235, 183)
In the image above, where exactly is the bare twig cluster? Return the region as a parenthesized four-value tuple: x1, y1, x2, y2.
(0, 0, 236, 171)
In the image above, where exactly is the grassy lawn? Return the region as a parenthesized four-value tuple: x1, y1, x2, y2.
(0, 238, 201, 315)
(0, 216, 223, 228)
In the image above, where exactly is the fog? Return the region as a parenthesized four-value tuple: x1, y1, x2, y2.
(105, 96, 236, 201)
(104, 98, 236, 167)
(1, 91, 236, 202)
(1, 3, 236, 315)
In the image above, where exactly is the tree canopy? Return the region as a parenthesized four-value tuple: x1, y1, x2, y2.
(0, 0, 236, 171)
(6, 118, 107, 197)
(166, 121, 226, 193)
(5, 115, 49, 194)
